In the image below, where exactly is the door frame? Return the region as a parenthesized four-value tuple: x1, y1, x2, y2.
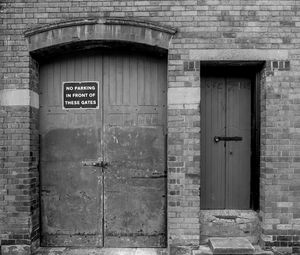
(200, 62, 263, 211)
(23, 17, 178, 252)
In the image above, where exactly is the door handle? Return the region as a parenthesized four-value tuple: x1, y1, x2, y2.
(214, 136, 243, 142)
(92, 162, 101, 167)
(82, 160, 109, 168)
(100, 161, 109, 168)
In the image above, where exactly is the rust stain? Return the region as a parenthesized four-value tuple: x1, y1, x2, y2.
(104, 126, 166, 247)
(41, 128, 102, 246)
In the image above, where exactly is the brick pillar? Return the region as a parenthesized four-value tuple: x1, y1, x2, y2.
(167, 52, 201, 247)
(260, 60, 299, 254)
(0, 57, 40, 255)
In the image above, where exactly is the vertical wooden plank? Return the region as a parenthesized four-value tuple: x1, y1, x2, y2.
(103, 53, 167, 247)
(65, 57, 74, 129)
(226, 78, 251, 209)
(60, 58, 67, 109)
(39, 63, 48, 132)
(162, 61, 167, 125)
(64, 57, 74, 129)
(103, 54, 109, 107)
(123, 55, 130, 105)
(81, 55, 88, 81)
(93, 53, 103, 240)
(137, 56, 145, 106)
(153, 59, 159, 106)
(87, 55, 95, 80)
(149, 59, 154, 106)
(212, 77, 226, 209)
(201, 77, 226, 209)
(129, 54, 138, 106)
(157, 59, 167, 126)
(39, 63, 47, 108)
(47, 63, 54, 107)
(144, 57, 151, 105)
(109, 55, 116, 105)
(129, 56, 138, 125)
(74, 56, 82, 81)
(103, 53, 111, 153)
(53, 61, 61, 106)
(116, 55, 123, 105)
(40, 53, 103, 247)
(66, 56, 75, 81)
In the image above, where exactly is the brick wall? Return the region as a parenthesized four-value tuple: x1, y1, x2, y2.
(1, 0, 300, 254)
(0, 106, 33, 246)
(168, 108, 200, 245)
(259, 60, 300, 254)
(258, 60, 300, 254)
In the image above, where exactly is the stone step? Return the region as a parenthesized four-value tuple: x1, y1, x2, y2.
(33, 247, 168, 255)
(192, 244, 274, 255)
(209, 237, 255, 254)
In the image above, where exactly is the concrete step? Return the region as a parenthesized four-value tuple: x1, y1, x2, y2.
(28, 245, 274, 255)
(192, 243, 274, 255)
(209, 237, 255, 254)
(33, 247, 168, 255)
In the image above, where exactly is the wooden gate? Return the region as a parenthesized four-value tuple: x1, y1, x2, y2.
(200, 69, 252, 209)
(39, 50, 167, 247)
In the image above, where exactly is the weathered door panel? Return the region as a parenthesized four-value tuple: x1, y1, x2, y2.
(40, 125, 102, 246)
(40, 51, 167, 248)
(103, 54, 167, 247)
(201, 77, 226, 209)
(201, 75, 251, 210)
(226, 78, 251, 209)
(104, 126, 166, 247)
(40, 55, 103, 247)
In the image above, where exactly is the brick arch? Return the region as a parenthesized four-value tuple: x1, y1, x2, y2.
(24, 17, 176, 55)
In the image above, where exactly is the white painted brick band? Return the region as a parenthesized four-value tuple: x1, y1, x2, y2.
(0, 89, 39, 108)
(168, 87, 200, 105)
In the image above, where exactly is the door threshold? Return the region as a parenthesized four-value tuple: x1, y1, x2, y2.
(33, 247, 168, 255)
(200, 210, 260, 245)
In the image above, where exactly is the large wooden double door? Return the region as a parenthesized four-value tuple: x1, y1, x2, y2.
(39, 51, 167, 247)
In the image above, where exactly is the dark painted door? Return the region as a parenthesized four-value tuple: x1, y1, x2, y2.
(201, 75, 251, 209)
(40, 51, 167, 247)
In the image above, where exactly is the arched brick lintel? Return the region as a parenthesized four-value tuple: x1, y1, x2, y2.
(25, 18, 177, 53)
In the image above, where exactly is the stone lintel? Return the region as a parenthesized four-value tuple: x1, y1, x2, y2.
(190, 49, 289, 61)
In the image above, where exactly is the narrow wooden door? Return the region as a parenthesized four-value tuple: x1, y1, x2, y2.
(40, 51, 167, 247)
(40, 54, 104, 246)
(201, 74, 251, 209)
(103, 53, 167, 247)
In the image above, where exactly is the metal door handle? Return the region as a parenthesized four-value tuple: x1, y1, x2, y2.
(82, 160, 109, 168)
(100, 161, 109, 168)
(214, 136, 242, 142)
